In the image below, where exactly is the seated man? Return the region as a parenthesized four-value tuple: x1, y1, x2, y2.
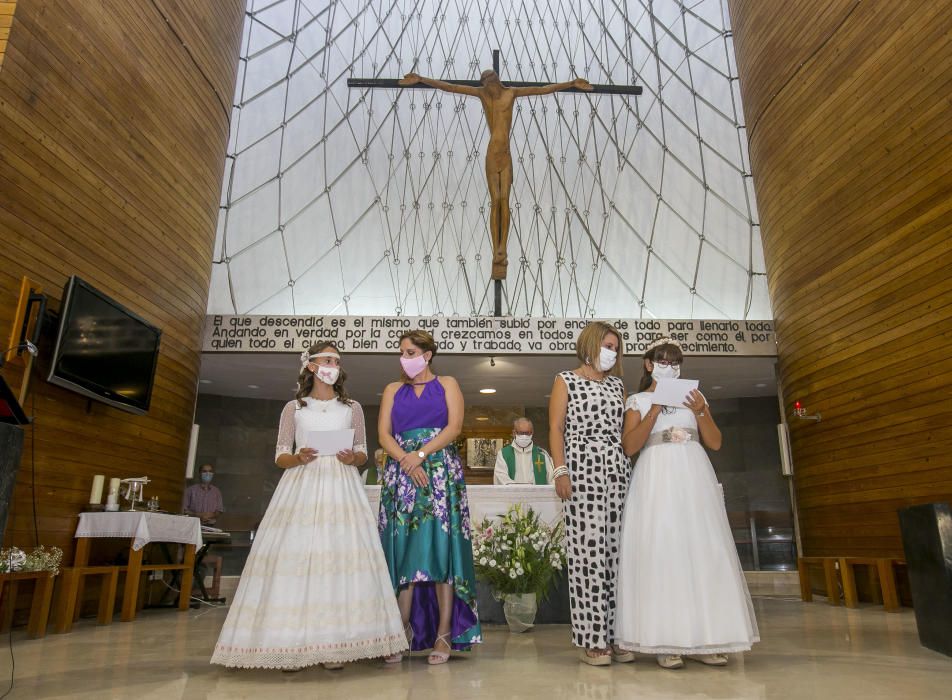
(494, 417, 554, 485)
(182, 463, 224, 525)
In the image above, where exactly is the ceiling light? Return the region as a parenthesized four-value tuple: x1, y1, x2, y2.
(755, 383, 767, 388)
(199, 379, 212, 384)
(247, 384, 260, 389)
(711, 385, 723, 390)
(479, 388, 496, 394)
(475, 416, 489, 421)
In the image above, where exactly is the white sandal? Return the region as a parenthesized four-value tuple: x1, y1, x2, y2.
(687, 653, 728, 666)
(384, 622, 414, 664)
(427, 633, 452, 665)
(657, 654, 684, 669)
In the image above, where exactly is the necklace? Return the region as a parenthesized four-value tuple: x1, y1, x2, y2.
(310, 396, 335, 413)
(577, 367, 606, 383)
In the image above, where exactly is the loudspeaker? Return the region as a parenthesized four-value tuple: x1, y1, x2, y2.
(898, 502, 952, 657)
(0, 422, 25, 544)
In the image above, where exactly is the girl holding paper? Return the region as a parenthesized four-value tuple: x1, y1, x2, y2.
(212, 342, 407, 671)
(614, 338, 759, 669)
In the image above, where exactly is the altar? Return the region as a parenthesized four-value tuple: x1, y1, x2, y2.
(364, 484, 564, 527)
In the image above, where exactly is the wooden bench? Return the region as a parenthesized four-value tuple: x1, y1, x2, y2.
(798, 556, 841, 605)
(839, 557, 905, 612)
(0, 570, 56, 639)
(54, 566, 120, 633)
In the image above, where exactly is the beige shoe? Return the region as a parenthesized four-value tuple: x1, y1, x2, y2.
(579, 649, 612, 667)
(686, 654, 728, 666)
(657, 654, 684, 669)
(610, 646, 635, 663)
(427, 633, 452, 665)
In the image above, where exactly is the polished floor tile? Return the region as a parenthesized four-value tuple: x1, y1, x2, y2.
(0, 598, 949, 699)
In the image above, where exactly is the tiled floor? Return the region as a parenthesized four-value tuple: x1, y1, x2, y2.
(1, 597, 950, 699)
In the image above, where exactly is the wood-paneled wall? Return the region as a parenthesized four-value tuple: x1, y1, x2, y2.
(0, 0, 244, 558)
(0, 1, 16, 70)
(728, 1, 952, 557)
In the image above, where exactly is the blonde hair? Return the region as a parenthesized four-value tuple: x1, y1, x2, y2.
(575, 321, 624, 377)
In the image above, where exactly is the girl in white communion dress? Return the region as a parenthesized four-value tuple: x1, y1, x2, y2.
(211, 342, 407, 671)
(614, 338, 759, 669)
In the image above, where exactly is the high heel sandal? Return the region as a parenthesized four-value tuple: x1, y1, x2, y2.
(384, 622, 414, 664)
(427, 633, 452, 665)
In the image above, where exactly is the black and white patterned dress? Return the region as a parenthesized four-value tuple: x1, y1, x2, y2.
(559, 370, 628, 649)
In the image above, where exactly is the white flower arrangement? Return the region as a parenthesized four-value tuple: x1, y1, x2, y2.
(0, 546, 64, 576)
(472, 504, 566, 598)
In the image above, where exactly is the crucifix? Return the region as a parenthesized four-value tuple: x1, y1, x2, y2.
(348, 50, 642, 316)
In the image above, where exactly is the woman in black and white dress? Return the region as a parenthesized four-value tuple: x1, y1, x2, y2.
(548, 321, 632, 667)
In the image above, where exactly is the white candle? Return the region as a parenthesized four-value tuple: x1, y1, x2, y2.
(107, 477, 120, 505)
(89, 475, 105, 504)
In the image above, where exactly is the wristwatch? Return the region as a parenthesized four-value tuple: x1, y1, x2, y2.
(417, 450, 426, 460)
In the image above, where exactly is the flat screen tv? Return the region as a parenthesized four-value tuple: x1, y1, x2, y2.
(47, 276, 161, 415)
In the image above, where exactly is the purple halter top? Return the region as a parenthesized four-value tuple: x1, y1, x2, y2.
(391, 378, 449, 434)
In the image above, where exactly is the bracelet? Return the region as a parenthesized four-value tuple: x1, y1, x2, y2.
(553, 466, 569, 479)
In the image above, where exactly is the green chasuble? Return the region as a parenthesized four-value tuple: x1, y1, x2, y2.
(500, 444, 549, 485)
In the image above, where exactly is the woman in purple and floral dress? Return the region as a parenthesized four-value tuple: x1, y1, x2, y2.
(377, 329, 481, 665)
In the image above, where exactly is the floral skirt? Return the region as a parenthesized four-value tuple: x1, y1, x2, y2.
(378, 427, 482, 651)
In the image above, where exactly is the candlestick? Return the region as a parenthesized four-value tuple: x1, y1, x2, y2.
(89, 475, 105, 505)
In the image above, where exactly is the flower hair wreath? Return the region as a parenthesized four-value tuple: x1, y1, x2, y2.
(646, 336, 683, 352)
(299, 350, 341, 369)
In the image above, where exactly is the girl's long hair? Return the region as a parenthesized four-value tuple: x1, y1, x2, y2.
(295, 341, 351, 407)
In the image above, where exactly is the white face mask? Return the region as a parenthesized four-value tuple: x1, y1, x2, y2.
(651, 363, 680, 381)
(598, 347, 617, 372)
(513, 434, 533, 449)
(315, 365, 340, 385)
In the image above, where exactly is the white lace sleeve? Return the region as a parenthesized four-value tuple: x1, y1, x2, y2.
(625, 392, 651, 418)
(350, 400, 368, 454)
(274, 401, 297, 463)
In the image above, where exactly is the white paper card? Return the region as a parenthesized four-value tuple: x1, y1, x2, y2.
(305, 429, 355, 455)
(650, 378, 700, 408)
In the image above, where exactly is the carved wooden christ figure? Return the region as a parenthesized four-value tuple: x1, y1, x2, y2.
(399, 70, 593, 280)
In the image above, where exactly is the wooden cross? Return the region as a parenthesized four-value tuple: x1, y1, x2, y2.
(348, 50, 642, 316)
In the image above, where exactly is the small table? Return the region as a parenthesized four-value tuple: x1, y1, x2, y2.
(0, 571, 55, 638)
(74, 512, 203, 621)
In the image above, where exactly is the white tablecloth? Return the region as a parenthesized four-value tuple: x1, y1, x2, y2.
(365, 484, 564, 527)
(75, 512, 203, 551)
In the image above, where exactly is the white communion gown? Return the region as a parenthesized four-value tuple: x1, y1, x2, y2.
(211, 397, 407, 668)
(615, 392, 759, 656)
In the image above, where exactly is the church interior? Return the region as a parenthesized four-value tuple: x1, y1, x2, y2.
(0, 0, 950, 697)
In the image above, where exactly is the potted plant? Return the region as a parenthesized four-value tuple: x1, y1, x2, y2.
(472, 504, 565, 632)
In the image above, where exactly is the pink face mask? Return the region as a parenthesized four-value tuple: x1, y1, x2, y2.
(400, 354, 428, 379)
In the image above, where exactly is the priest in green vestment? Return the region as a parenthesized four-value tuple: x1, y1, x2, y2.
(493, 417, 554, 485)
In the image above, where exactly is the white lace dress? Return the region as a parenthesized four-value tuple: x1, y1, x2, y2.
(614, 392, 760, 656)
(211, 398, 407, 668)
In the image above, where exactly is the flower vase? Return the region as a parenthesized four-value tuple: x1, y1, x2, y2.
(502, 592, 538, 633)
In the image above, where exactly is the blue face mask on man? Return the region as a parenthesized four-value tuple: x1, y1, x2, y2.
(201, 472, 214, 484)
